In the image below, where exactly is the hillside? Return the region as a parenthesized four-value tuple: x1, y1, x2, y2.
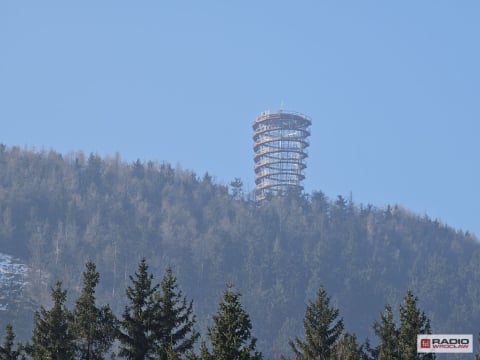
(0, 144, 479, 356)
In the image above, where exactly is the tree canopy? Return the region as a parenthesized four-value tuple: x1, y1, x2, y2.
(287, 286, 344, 359)
(201, 283, 262, 360)
(1, 259, 438, 359)
(0, 145, 479, 357)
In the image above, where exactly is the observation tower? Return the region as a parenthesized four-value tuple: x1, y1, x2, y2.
(252, 110, 312, 201)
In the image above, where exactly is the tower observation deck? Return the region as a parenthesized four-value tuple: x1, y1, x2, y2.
(252, 110, 312, 201)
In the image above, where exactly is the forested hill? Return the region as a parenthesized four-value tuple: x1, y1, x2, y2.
(0, 145, 479, 355)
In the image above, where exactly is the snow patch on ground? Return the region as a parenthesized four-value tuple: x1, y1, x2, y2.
(0, 253, 29, 311)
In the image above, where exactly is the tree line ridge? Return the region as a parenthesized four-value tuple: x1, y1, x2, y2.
(0, 144, 479, 357)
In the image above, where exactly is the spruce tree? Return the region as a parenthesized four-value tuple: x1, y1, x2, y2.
(199, 342, 212, 360)
(154, 267, 199, 359)
(373, 304, 399, 359)
(202, 283, 262, 360)
(117, 257, 160, 360)
(398, 290, 434, 360)
(0, 324, 23, 360)
(30, 281, 75, 360)
(334, 332, 361, 359)
(288, 286, 344, 360)
(72, 261, 117, 360)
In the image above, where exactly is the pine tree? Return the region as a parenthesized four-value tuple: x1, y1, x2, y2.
(72, 261, 117, 360)
(358, 339, 376, 360)
(230, 178, 244, 200)
(30, 281, 75, 360)
(199, 342, 212, 360)
(202, 283, 262, 360)
(334, 332, 361, 359)
(398, 290, 435, 360)
(0, 324, 23, 360)
(117, 257, 160, 360)
(373, 304, 399, 359)
(154, 267, 199, 359)
(288, 286, 344, 360)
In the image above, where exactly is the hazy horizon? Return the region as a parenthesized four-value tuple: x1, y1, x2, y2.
(2, 1, 479, 235)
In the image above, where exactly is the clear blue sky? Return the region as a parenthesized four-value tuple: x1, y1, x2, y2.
(1, 1, 479, 236)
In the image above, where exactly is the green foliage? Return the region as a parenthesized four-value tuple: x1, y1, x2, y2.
(1, 146, 480, 357)
(370, 290, 434, 360)
(398, 290, 434, 360)
(154, 267, 199, 359)
(0, 324, 23, 360)
(287, 287, 344, 360)
(202, 283, 262, 360)
(117, 258, 160, 360)
(30, 281, 75, 360)
(72, 261, 117, 360)
(230, 178, 244, 200)
(2, 260, 441, 360)
(334, 333, 362, 360)
(373, 304, 398, 359)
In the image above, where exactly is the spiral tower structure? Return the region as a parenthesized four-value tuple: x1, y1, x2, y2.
(253, 110, 312, 201)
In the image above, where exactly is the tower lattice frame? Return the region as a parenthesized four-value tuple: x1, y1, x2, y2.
(253, 110, 311, 201)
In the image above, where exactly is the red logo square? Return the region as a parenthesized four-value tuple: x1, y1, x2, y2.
(420, 338, 431, 348)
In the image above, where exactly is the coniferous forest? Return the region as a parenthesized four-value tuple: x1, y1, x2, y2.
(0, 144, 479, 358)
